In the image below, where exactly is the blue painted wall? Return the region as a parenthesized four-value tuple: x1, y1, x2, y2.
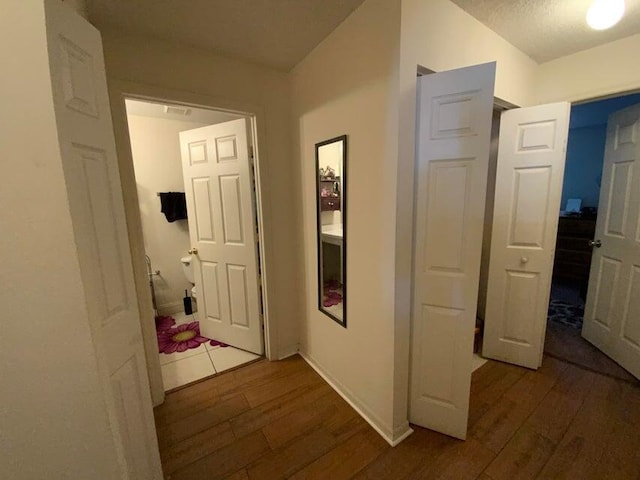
(561, 93, 640, 210)
(561, 125, 605, 208)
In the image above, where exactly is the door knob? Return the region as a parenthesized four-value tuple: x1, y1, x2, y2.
(188, 247, 198, 255)
(588, 239, 602, 248)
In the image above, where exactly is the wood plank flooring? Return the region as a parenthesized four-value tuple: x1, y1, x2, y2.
(155, 354, 640, 480)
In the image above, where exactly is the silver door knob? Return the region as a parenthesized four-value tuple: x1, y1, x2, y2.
(588, 239, 602, 248)
(188, 247, 198, 255)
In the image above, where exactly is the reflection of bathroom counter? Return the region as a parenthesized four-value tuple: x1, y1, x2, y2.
(321, 224, 343, 246)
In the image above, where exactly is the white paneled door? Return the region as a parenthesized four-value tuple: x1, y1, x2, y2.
(45, 1, 163, 478)
(410, 63, 496, 439)
(582, 103, 640, 380)
(483, 103, 571, 369)
(180, 120, 264, 355)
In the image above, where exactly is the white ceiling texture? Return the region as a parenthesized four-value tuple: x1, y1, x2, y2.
(451, 0, 640, 62)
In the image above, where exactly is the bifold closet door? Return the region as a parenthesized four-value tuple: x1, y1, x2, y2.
(482, 102, 570, 370)
(45, 0, 163, 477)
(410, 62, 495, 440)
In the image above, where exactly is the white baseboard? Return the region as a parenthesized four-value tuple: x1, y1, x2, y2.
(277, 344, 299, 360)
(390, 423, 414, 446)
(299, 351, 413, 447)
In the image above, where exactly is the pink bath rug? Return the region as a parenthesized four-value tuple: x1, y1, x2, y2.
(156, 317, 228, 354)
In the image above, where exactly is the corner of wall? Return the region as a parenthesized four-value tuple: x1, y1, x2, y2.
(299, 350, 412, 446)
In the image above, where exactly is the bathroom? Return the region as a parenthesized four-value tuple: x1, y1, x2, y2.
(126, 99, 262, 391)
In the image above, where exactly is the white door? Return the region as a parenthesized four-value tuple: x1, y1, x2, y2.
(180, 120, 264, 355)
(582, 103, 640, 380)
(483, 103, 571, 369)
(410, 63, 496, 440)
(45, 1, 163, 478)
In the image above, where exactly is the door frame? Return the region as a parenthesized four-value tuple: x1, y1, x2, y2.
(108, 79, 274, 404)
(540, 88, 640, 339)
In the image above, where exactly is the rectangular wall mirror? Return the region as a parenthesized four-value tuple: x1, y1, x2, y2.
(316, 135, 347, 327)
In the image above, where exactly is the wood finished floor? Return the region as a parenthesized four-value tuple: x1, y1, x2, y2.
(155, 354, 640, 480)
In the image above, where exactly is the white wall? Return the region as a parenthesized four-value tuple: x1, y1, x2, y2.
(0, 2, 120, 477)
(293, 0, 404, 443)
(537, 33, 640, 104)
(127, 114, 207, 314)
(100, 27, 301, 363)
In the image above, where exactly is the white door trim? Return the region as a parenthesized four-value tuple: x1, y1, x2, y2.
(107, 79, 275, 404)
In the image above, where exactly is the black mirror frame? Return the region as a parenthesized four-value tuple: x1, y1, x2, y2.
(315, 135, 347, 328)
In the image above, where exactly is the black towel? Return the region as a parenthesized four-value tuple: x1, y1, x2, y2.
(159, 192, 188, 222)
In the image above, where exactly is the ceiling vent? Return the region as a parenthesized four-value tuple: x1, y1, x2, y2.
(164, 105, 192, 116)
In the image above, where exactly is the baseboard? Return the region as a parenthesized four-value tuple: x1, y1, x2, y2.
(390, 422, 414, 446)
(277, 344, 299, 360)
(299, 351, 413, 447)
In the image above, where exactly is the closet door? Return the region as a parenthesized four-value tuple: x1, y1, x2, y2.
(410, 62, 495, 439)
(45, 0, 163, 477)
(483, 103, 570, 369)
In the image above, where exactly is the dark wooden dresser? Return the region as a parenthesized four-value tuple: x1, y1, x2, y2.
(553, 216, 596, 286)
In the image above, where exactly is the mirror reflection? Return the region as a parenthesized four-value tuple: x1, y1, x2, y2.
(316, 135, 347, 326)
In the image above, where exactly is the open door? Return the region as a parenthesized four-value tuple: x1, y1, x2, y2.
(410, 63, 495, 439)
(582, 103, 640, 380)
(45, 0, 163, 477)
(180, 119, 264, 355)
(483, 103, 571, 369)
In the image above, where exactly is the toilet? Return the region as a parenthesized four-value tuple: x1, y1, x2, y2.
(180, 255, 198, 312)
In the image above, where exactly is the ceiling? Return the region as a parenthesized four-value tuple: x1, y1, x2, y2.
(87, 0, 366, 71)
(451, 0, 640, 63)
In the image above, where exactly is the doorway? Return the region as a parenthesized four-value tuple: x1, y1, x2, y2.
(544, 92, 640, 382)
(123, 97, 267, 392)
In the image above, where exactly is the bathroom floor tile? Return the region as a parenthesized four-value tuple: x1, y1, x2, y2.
(205, 342, 227, 352)
(171, 311, 197, 326)
(208, 347, 260, 373)
(161, 351, 215, 391)
(159, 343, 207, 366)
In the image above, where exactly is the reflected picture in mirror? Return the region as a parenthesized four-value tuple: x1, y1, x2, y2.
(316, 135, 347, 327)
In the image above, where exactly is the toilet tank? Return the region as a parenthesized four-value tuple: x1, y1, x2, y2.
(180, 255, 195, 283)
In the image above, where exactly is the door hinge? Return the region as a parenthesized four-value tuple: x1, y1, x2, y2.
(249, 145, 255, 159)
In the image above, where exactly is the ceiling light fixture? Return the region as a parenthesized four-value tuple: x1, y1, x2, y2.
(587, 0, 625, 30)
